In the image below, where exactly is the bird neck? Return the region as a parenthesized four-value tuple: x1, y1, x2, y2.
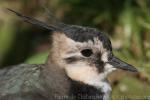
(40, 63, 71, 99)
(44, 56, 111, 100)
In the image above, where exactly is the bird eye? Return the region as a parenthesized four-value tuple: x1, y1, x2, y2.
(81, 49, 93, 57)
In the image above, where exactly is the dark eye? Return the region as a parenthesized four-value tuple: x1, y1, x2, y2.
(81, 49, 93, 57)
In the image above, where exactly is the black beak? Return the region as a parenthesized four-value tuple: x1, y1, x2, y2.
(107, 56, 138, 72)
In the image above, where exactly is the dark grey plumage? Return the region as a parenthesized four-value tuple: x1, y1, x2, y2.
(63, 25, 112, 51)
(0, 64, 71, 100)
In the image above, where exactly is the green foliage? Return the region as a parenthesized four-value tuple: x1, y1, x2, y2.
(25, 51, 48, 64)
(112, 77, 150, 99)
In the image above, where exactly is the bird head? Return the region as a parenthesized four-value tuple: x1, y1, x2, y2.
(8, 9, 137, 89)
(49, 25, 137, 88)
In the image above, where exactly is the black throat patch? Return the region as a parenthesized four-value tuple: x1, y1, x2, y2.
(69, 78, 104, 100)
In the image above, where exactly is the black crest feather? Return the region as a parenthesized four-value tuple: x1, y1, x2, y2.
(7, 8, 62, 31)
(7, 8, 112, 51)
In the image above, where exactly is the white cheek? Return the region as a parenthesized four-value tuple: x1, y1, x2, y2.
(101, 52, 116, 75)
(65, 62, 99, 83)
(95, 64, 116, 84)
(104, 64, 116, 75)
(101, 52, 108, 62)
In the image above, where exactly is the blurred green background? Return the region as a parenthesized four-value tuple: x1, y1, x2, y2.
(0, 0, 150, 99)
